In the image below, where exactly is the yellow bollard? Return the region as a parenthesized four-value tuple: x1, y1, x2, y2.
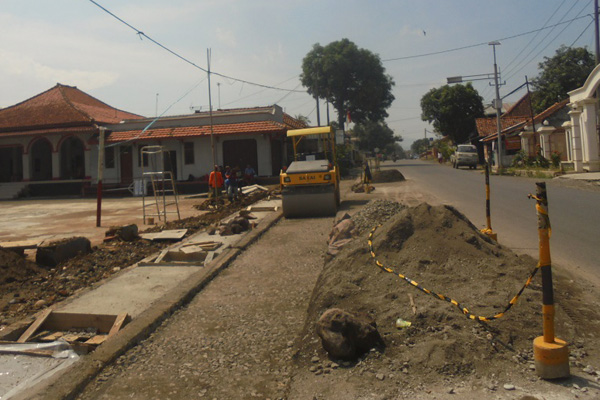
(480, 162, 497, 241)
(531, 182, 570, 379)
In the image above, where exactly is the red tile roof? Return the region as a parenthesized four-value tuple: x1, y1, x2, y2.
(107, 120, 287, 143)
(0, 84, 142, 132)
(476, 116, 528, 137)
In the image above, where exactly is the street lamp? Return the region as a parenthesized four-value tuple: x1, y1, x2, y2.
(489, 41, 503, 172)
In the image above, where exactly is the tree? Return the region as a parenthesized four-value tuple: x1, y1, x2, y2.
(294, 114, 311, 125)
(531, 46, 595, 113)
(351, 121, 400, 153)
(411, 138, 431, 156)
(420, 83, 484, 144)
(301, 39, 395, 128)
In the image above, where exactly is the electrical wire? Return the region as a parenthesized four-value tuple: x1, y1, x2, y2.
(502, 0, 584, 79)
(503, 1, 591, 82)
(106, 77, 207, 147)
(569, 17, 594, 47)
(87, 0, 305, 94)
(502, 0, 568, 73)
(382, 14, 591, 62)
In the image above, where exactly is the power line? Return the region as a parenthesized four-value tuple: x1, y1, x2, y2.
(87, 0, 305, 94)
(382, 14, 591, 62)
(570, 18, 595, 47)
(502, 0, 567, 72)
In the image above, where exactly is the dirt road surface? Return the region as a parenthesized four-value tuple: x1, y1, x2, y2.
(73, 173, 600, 400)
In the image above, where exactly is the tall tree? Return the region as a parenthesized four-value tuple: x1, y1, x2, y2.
(420, 83, 484, 144)
(301, 39, 395, 128)
(351, 120, 400, 153)
(411, 138, 431, 156)
(531, 46, 595, 113)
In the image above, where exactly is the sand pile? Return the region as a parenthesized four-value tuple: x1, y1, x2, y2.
(298, 202, 594, 383)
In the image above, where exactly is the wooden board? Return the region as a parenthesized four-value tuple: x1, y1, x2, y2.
(246, 206, 278, 212)
(108, 313, 129, 337)
(0, 239, 40, 250)
(41, 312, 127, 334)
(84, 335, 108, 345)
(139, 229, 187, 241)
(17, 308, 52, 343)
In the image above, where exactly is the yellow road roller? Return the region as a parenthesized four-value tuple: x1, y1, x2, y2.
(280, 126, 341, 218)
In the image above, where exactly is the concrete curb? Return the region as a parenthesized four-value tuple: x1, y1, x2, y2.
(15, 210, 283, 400)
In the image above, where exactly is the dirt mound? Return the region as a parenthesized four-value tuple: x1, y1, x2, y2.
(371, 169, 405, 183)
(0, 248, 47, 285)
(298, 202, 599, 386)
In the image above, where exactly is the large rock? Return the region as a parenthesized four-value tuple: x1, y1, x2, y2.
(316, 308, 384, 360)
(36, 237, 92, 267)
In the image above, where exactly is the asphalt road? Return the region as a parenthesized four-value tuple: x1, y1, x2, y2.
(387, 159, 600, 282)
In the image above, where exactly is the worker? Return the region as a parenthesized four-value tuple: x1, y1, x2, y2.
(208, 165, 224, 199)
(225, 166, 239, 202)
(244, 164, 256, 185)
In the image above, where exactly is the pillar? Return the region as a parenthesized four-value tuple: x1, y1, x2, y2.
(580, 99, 600, 171)
(538, 126, 554, 160)
(22, 152, 31, 182)
(52, 151, 60, 180)
(568, 107, 583, 172)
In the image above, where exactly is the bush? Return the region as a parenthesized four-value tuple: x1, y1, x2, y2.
(550, 151, 561, 169)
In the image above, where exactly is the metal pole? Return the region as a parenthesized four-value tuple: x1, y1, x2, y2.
(491, 42, 503, 173)
(96, 127, 106, 227)
(525, 76, 537, 147)
(316, 97, 321, 126)
(594, 0, 600, 65)
(207, 49, 217, 202)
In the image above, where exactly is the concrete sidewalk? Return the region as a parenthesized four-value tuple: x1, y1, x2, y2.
(557, 171, 600, 181)
(7, 199, 283, 400)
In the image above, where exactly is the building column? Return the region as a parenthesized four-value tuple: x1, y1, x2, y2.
(52, 151, 60, 180)
(22, 152, 31, 182)
(537, 126, 554, 160)
(520, 128, 535, 156)
(562, 121, 572, 162)
(580, 99, 600, 171)
(568, 107, 583, 172)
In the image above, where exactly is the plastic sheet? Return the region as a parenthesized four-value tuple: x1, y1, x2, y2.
(0, 340, 79, 400)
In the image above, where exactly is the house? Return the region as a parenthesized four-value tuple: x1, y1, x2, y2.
(476, 92, 533, 164)
(0, 84, 307, 196)
(0, 84, 142, 184)
(104, 106, 306, 186)
(566, 63, 600, 172)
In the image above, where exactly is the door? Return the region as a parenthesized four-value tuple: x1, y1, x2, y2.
(120, 146, 133, 184)
(223, 139, 257, 174)
(163, 150, 177, 180)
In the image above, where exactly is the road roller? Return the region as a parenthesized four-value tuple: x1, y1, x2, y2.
(280, 126, 341, 218)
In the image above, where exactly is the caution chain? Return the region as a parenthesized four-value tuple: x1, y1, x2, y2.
(368, 226, 541, 322)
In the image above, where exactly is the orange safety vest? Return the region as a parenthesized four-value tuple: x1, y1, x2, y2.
(209, 171, 224, 188)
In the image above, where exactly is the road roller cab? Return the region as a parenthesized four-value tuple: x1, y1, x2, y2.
(280, 126, 340, 218)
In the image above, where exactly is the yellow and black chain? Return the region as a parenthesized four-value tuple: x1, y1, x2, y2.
(368, 226, 541, 322)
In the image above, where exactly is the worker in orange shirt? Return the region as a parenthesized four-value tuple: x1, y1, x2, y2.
(208, 165, 224, 199)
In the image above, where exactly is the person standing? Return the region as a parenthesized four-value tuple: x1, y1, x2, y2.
(208, 165, 224, 199)
(244, 164, 256, 185)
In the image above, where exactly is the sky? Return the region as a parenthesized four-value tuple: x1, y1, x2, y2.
(0, 0, 596, 148)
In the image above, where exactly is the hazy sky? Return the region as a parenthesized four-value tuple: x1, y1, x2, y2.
(0, 0, 596, 147)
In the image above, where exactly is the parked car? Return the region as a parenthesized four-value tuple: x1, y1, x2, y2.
(450, 145, 478, 169)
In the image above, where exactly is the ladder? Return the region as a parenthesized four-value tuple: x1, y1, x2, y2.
(141, 146, 181, 224)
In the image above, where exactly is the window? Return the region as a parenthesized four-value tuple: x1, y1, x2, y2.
(105, 146, 115, 168)
(184, 142, 195, 165)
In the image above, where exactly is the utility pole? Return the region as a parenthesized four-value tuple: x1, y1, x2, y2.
(315, 97, 321, 126)
(96, 127, 106, 227)
(217, 82, 221, 109)
(594, 0, 600, 65)
(207, 49, 216, 195)
(490, 41, 503, 172)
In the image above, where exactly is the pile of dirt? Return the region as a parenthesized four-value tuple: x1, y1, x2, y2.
(296, 201, 600, 393)
(371, 169, 405, 183)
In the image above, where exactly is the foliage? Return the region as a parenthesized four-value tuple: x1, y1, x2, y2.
(434, 140, 453, 161)
(531, 46, 595, 113)
(294, 114, 311, 125)
(511, 148, 553, 169)
(351, 120, 400, 153)
(511, 150, 532, 168)
(335, 143, 355, 177)
(420, 83, 484, 144)
(301, 39, 395, 128)
(387, 142, 406, 159)
(411, 138, 431, 156)
(550, 151, 561, 169)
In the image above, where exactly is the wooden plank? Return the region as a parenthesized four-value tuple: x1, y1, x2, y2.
(154, 248, 170, 263)
(108, 313, 129, 337)
(17, 308, 52, 343)
(139, 229, 187, 241)
(42, 312, 120, 334)
(0, 348, 55, 357)
(61, 333, 85, 342)
(0, 239, 40, 250)
(84, 335, 107, 345)
(40, 331, 64, 342)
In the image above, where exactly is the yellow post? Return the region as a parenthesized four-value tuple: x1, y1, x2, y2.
(531, 182, 570, 379)
(480, 162, 497, 241)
